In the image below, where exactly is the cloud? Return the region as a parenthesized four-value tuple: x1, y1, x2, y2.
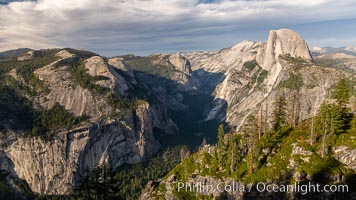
(0, 0, 356, 55)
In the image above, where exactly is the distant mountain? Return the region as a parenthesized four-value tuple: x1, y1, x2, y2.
(0, 48, 31, 58)
(311, 46, 356, 71)
(345, 45, 356, 52)
(311, 46, 356, 56)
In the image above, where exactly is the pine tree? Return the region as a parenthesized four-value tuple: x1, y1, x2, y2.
(272, 95, 287, 131)
(241, 115, 259, 174)
(348, 115, 356, 134)
(332, 78, 350, 106)
(217, 124, 226, 167)
(217, 124, 225, 148)
(315, 102, 351, 157)
(280, 72, 303, 128)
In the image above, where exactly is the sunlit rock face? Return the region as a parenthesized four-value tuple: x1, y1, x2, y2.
(184, 29, 352, 132)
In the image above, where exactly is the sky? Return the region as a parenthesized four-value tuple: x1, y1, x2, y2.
(0, 0, 356, 56)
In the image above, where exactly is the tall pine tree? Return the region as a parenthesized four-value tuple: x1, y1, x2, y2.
(241, 115, 259, 174)
(272, 94, 287, 131)
(332, 78, 350, 106)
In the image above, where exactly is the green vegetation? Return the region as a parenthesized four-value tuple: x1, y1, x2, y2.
(161, 77, 356, 199)
(28, 103, 87, 140)
(69, 59, 110, 95)
(69, 146, 185, 200)
(112, 146, 185, 199)
(0, 86, 34, 131)
(15, 50, 60, 83)
(271, 95, 288, 131)
(29, 74, 50, 95)
(122, 55, 176, 79)
(0, 172, 15, 200)
(257, 69, 268, 84)
(332, 78, 351, 106)
(63, 48, 98, 59)
(0, 171, 35, 200)
(279, 72, 304, 90)
(279, 53, 310, 67)
(69, 58, 146, 118)
(0, 57, 19, 74)
(0, 49, 59, 96)
(107, 94, 143, 117)
(243, 60, 258, 71)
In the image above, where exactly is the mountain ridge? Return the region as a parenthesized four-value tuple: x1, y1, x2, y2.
(0, 29, 355, 199)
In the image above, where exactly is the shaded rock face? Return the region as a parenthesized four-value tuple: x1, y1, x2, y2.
(0, 151, 14, 174)
(108, 57, 137, 85)
(84, 56, 129, 95)
(153, 53, 200, 92)
(169, 53, 200, 91)
(169, 53, 193, 76)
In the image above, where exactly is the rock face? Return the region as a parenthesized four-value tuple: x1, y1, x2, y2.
(311, 47, 356, 72)
(259, 29, 312, 96)
(168, 53, 200, 91)
(0, 29, 355, 197)
(35, 52, 111, 122)
(261, 29, 312, 71)
(1, 102, 159, 194)
(185, 29, 354, 130)
(84, 56, 129, 95)
(169, 53, 192, 76)
(150, 53, 200, 91)
(108, 57, 137, 85)
(334, 146, 356, 170)
(185, 40, 263, 73)
(0, 50, 166, 195)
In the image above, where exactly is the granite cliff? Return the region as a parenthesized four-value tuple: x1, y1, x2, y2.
(0, 29, 355, 199)
(0, 49, 188, 195)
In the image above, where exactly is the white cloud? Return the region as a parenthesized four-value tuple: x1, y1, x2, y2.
(0, 0, 356, 55)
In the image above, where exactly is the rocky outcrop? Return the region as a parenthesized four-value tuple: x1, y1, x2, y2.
(167, 53, 200, 91)
(334, 146, 356, 171)
(260, 29, 312, 71)
(84, 56, 129, 95)
(185, 40, 263, 73)
(35, 54, 111, 122)
(108, 57, 137, 85)
(0, 102, 159, 195)
(184, 29, 354, 130)
(169, 53, 193, 76)
(0, 49, 167, 195)
(1, 28, 355, 197)
(17, 50, 36, 61)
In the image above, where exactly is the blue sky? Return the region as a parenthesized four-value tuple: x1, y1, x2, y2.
(0, 0, 356, 56)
